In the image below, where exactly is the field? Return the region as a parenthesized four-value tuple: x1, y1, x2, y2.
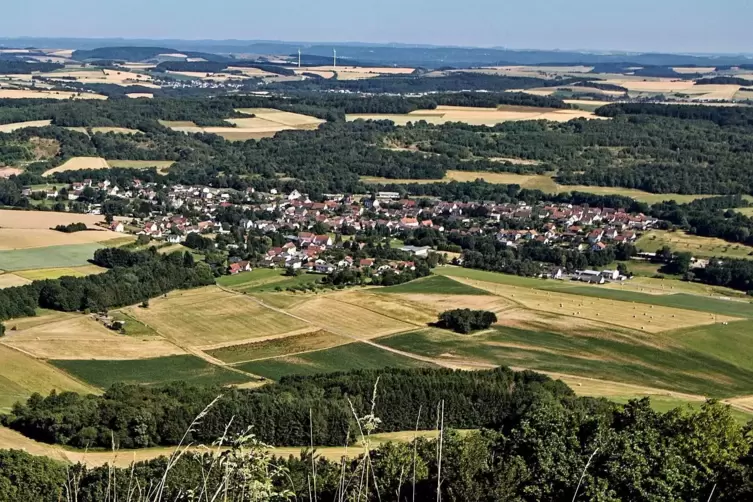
(120, 286, 309, 348)
(236, 341, 436, 381)
(13, 264, 106, 280)
(0, 209, 114, 230)
(0, 344, 96, 412)
(160, 109, 324, 140)
(107, 159, 175, 170)
(361, 170, 710, 204)
(208, 330, 350, 364)
(217, 268, 324, 293)
(51, 355, 251, 388)
(347, 105, 603, 126)
(0, 425, 443, 468)
(377, 274, 490, 295)
(292, 66, 416, 80)
(0, 89, 107, 100)
(287, 296, 415, 338)
(637, 230, 753, 260)
(0, 243, 107, 270)
(0, 119, 52, 132)
(0, 272, 31, 288)
(1, 312, 186, 361)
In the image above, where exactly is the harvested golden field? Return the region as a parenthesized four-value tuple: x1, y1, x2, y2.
(361, 171, 711, 204)
(14, 265, 106, 281)
(448, 277, 740, 333)
(0, 345, 96, 411)
(637, 229, 753, 260)
(0, 273, 31, 288)
(235, 108, 326, 127)
(687, 85, 741, 101)
(91, 127, 142, 134)
(0, 119, 52, 132)
(389, 293, 513, 319)
(326, 290, 438, 326)
(126, 92, 154, 99)
(347, 105, 602, 126)
(288, 296, 415, 338)
(0, 426, 439, 468)
(0, 167, 23, 177)
(0, 228, 124, 250)
(43, 156, 109, 176)
(121, 286, 309, 348)
(107, 159, 175, 170)
(2, 313, 185, 360)
(0, 89, 107, 100)
(0, 209, 108, 229)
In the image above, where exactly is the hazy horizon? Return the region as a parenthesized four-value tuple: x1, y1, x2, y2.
(2, 0, 751, 54)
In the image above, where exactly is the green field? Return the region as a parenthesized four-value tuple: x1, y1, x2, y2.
(608, 396, 752, 425)
(51, 355, 252, 388)
(435, 267, 753, 318)
(378, 326, 753, 397)
(0, 243, 104, 271)
(217, 268, 323, 293)
(235, 342, 436, 381)
(378, 275, 490, 295)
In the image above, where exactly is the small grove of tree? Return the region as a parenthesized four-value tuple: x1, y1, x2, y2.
(438, 309, 498, 334)
(52, 222, 88, 233)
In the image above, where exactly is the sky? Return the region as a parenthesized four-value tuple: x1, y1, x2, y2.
(2, 0, 751, 54)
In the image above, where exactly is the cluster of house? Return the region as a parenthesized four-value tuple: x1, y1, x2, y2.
(494, 203, 654, 251)
(253, 231, 416, 276)
(38, 178, 661, 277)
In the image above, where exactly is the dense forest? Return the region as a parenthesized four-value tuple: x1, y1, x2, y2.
(2, 367, 582, 449)
(0, 247, 213, 321)
(0, 60, 62, 73)
(2, 385, 752, 501)
(5, 96, 753, 195)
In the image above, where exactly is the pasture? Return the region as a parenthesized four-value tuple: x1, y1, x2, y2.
(0, 344, 96, 411)
(377, 324, 753, 397)
(120, 286, 309, 348)
(217, 268, 323, 293)
(51, 355, 252, 388)
(378, 274, 490, 295)
(637, 230, 753, 260)
(236, 341, 436, 381)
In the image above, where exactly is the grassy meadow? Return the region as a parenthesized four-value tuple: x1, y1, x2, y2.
(0, 243, 104, 270)
(637, 230, 753, 260)
(236, 341, 436, 381)
(50, 355, 252, 388)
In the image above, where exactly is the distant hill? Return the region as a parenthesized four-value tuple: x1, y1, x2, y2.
(72, 46, 230, 63)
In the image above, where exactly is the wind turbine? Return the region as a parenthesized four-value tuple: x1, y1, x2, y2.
(298, 48, 301, 68)
(333, 48, 337, 69)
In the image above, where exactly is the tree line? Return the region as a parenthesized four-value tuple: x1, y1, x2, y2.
(0, 247, 214, 321)
(2, 392, 753, 500)
(2, 367, 584, 449)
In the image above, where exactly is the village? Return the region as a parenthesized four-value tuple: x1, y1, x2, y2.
(30, 179, 662, 281)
